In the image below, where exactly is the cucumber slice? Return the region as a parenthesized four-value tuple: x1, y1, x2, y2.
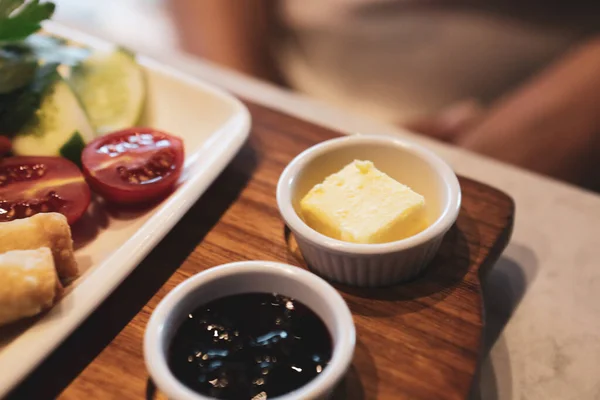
(25, 34, 91, 67)
(12, 74, 95, 158)
(0, 46, 37, 94)
(0, 62, 58, 135)
(69, 48, 145, 135)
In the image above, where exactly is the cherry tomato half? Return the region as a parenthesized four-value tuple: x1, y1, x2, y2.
(0, 136, 11, 156)
(0, 156, 91, 224)
(81, 128, 185, 205)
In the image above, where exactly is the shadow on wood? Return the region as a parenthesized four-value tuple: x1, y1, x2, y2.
(332, 338, 379, 400)
(284, 223, 471, 317)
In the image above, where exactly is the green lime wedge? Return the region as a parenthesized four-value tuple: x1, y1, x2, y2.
(69, 48, 145, 135)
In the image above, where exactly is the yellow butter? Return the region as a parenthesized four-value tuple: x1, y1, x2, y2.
(300, 160, 427, 244)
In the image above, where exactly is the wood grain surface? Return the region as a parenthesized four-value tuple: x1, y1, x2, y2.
(8, 101, 514, 400)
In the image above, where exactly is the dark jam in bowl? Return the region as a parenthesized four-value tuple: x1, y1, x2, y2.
(168, 293, 333, 399)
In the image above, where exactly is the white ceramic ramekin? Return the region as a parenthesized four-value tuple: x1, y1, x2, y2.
(276, 135, 461, 287)
(144, 261, 356, 400)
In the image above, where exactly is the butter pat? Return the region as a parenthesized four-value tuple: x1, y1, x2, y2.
(300, 160, 427, 244)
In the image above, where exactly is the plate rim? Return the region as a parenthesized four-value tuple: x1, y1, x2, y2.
(0, 26, 251, 397)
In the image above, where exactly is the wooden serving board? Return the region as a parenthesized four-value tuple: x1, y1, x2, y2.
(8, 101, 514, 400)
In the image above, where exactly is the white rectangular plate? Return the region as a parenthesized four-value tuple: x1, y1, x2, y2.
(0, 25, 251, 396)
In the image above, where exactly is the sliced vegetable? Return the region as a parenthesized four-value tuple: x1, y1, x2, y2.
(0, 45, 37, 94)
(69, 48, 145, 134)
(81, 128, 184, 205)
(11, 70, 95, 160)
(0, 62, 57, 134)
(24, 34, 91, 66)
(0, 156, 91, 224)
(0, 135, 11, 155)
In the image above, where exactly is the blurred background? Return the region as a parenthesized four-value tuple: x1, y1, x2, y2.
(52, 0, 176, 53)
(53, 0, 600, 191)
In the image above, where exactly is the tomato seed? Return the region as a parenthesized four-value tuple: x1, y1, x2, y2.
(116, 150, 175, 185)
(0, 191, 65, 222)
(0, 163, 47, 186)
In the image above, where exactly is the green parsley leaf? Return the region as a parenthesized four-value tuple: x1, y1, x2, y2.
(0, 0, 55, 42)
(0, 0, 23, 18)
(59, 131, 86, 166)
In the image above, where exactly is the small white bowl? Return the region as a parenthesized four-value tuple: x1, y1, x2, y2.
(276, 135, 461, 287)
(144, 261, 356, 400)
